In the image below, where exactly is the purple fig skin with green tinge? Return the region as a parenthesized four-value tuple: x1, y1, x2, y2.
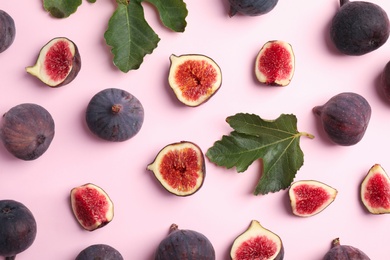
(0, 10, 15, 53)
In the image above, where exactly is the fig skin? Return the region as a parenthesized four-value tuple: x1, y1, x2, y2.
(0, 200, 37, 260)
(228, 0, 279, 17)
(380, 60, 390, 102)
(313, 92, 371, 146)
(323, 238, 370, 260)
(75, 244, 124, 260)
(0, 10, 16, 53)
(0, 103, 55, 160)
(330, 0, 390, 56)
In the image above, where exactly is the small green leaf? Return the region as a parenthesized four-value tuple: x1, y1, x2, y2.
(104, 2, 160, 72)
(206, 113, 314, 195)
(146, 0, 188, 32)
(43, 0, 82, 18)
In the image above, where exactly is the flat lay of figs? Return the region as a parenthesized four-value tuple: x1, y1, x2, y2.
(330, 0, 390, 55)
(70, 183, 114, 231)
(0, 10, 16, 53)
(230, 220, 284, 260)
(323, 238, 371, 260)
(0, 200, 37, 260)
(85, 88, 144, 142)
(26, 37, 81, 87)
(228, 0, 279, 17)
(361, 164, 390, 214)
(75, 244, 124, 260)
(154, 223, 215, 260)
(0, 103, 55, 160)
(255, 40, 295, 86)
(289, 180, 337, 217)
(168, 54, 222, 107)
(147, 141, 206, 196)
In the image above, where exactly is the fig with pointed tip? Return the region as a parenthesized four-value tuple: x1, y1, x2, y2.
(26, 37, 81, 87)
(255, 40, 295, 86)
(231, 220, 284, 260)
(228, 0, 279, 17)
(155, 223, 215, 260)
(168, 54, 222, 107)
(323, 238, 370, 260)
(75, 244, 124, 260)
(361, 164, 390, 214)
(313, 92, 371, 146)
(70, 183, 114, 231)
(147, 141, 206, 196)
(330, 0, 390, 56)
(289, 180, 337, 217)
(0, 10, 16, 53)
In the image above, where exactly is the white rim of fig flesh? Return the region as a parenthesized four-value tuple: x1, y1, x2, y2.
(70, 183, 114, 231)
(168, 54, 222, 107)
(230, 220, 283, 260)
(289, 180, 337, 217)
(26, 37, 78, 87)
(255, 40, 295, 86)
(147, 141, 205, 196)
(361, 164, 390, 214)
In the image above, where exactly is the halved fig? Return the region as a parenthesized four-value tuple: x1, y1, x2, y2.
(70, 183, 114, 231)
(168, 54, 222, 107)
(147, 141, 206, 196)
(255, 40, 295, 86)
(26, 37, 81, 87)
(361, 164, 390, 214)
(289, 180, 337, 217)
(230, 220, 284, 260)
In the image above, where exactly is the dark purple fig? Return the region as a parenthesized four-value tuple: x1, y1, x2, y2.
(228, 0, 279, 17)
(0, 103, 55, 160)
(230, 220, 284, 260)
(361, 164, 390, 214)
(70, 183, 114, 231)
(289, 180, 337, 217)
(0, 200, 37, 260)
(255, 40, 295, 86)
(26, 37, 81, 87)
(0, 10, 16, 53)
(330, 0, 390, 56)
(168, 54, 222, 107)
(155, 224, 215, 260)
(313, 92, 371, 146)
(75, 244, 124, 260)
(323, 238, 370, 260)
(380, 60, 390, 102)
(147, 141, 206, 196)
(86, 88, 144, 142)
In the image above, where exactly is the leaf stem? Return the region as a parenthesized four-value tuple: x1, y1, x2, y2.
(299, 132, 315, 139)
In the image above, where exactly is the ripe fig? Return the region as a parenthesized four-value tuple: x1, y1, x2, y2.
(289, 180, 337, 217)
(323, 238, 370, 260)
(154, 223, 215, 260)
(380, 60, 390, 102)
(228, 0, 279, 17)
(361, 164, 390, 214)
(313, 92, 371, 146)
(0, 200, 37, 260)
(168, 54, 222, 107)
(330, 0, 390, 56)
(70, 183, 114, 231)
(255, 40, 295, 86)
(0, 10, 16, 53)
(147, 141, 206, 196)
(26, 37, 81, 87)
(230, 220, 284, 260)
(0, 103, 55, 160)
(75, 244, 124, 260)
(86, 88, 144, 142)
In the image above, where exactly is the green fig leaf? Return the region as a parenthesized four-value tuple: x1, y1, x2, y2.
(146, 0, 188, 32)
(43, 0, 83, 18)
(206, 113, 314, 195)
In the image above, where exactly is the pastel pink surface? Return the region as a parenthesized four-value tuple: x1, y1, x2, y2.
(1, 0, 390, 259)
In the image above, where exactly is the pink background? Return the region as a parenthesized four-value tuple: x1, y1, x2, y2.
(2, 0, 390, 259)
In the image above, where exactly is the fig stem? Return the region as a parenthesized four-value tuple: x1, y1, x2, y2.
(340, 0, 349, 7)
(111, 104, 122, 114)
(331, 238, 341, 248)
(169, 223, 179, 234)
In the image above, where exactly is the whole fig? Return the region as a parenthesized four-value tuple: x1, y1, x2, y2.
(0, 10, 16, 53)
(76, 244, 123, 260)
(228, 0, 279, 17)
(323, 238, 370, 260)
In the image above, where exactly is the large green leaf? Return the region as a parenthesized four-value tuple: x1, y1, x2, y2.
(43, 0, 82, 18)
(146, 0, 188, 32)
(206, 113, 314, 195)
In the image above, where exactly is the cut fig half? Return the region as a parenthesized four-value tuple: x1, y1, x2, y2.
(70, 183, 114, 231)
(361, 164, 390, 214)
(26, 37, 81, 87)
(255, 40, 295, 86)
(289, 180, 337, 217)
(147, 141, 206, 196)
(230, 220, 284, 260)
(168, 54, 222, 107)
